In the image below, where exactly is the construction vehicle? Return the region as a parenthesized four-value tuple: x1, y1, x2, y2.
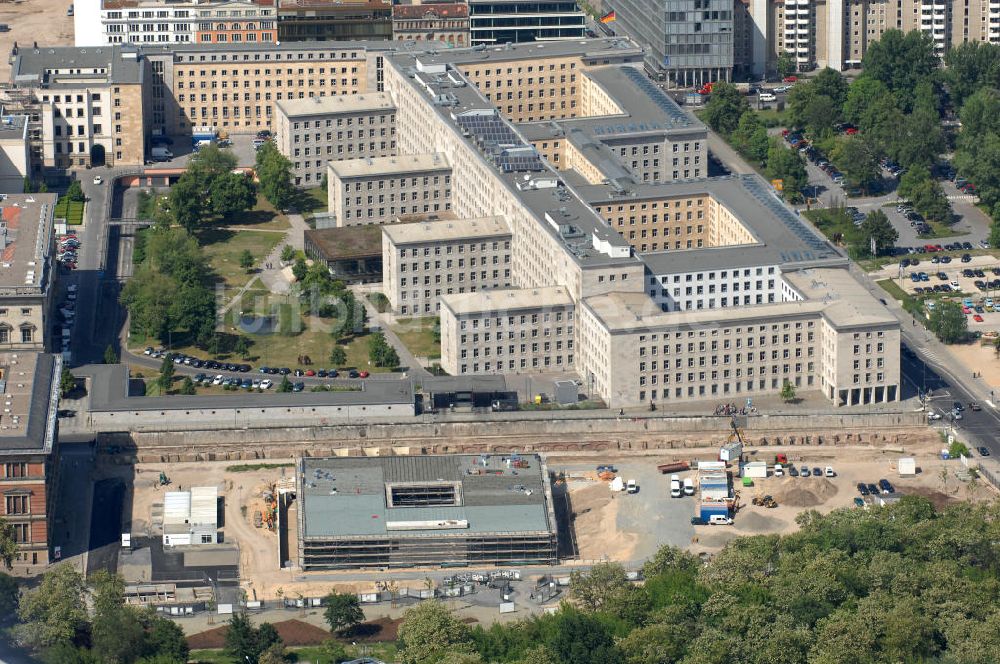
(159, 472, 170, 486)
(751, 494, 778, 508)
(698, 82, 715, 96)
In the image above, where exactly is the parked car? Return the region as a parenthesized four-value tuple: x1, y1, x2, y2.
(800, 466, 811, 477)
(857, 482, 870, 496)
(978, 446, 991, 457)
(878, 479, 894, 494)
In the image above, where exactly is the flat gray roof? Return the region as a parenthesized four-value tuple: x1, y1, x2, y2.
(299, 454, 554, 539)
(11, 45, 145, 86)
(421, 375, 507, 394)
(0, 194, 56, 292)
(0, 114, 27, 141)
(404, 36, 642, 66)
(275, 92, 394, 119)
(385, 52, 640, 270)
(0, 352, 58, 455)
(576, 175, 846, 273)
(82, 364, 414, 411)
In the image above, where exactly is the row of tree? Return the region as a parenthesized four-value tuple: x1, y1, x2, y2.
(393, 496, 1000, 664)
(702, 84, 808, 200)
(169, 146, 256, 233)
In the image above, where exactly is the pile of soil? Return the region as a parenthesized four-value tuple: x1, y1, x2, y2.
(904, 486, 958, 509)
(736, 510, 785, 531)
(768, 478, 839, 507)
(187, 617, 398, 650)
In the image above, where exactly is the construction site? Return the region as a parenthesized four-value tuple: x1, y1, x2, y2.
(86, 406, 998, 616)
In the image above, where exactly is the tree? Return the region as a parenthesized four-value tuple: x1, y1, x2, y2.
(702, 82, 749, 136)
(319, 640, 348, 664)
(277, 376, 293, 393)
(843, 78, 891, 128)
(255, 143, 295, 211)
(210, 172, 256, 220)
(59, 367, 76, 398)
(859, 209, 898, 257)
(224, 613, 280, 664)
(893, 108, 944, 169)
(811, 68, 849, 112)
(832, 135, 882, 194)
(780, 380, 796, 402)
(13, 564, 88, 650)
(730, 111, 769, 164)
(257, 642, 287, 664)
(90, 571, 145, 664)
(367, 332, 399, 368)
(899, 165, 933, 201)
(545, 607, 622, 664)
(157, 355, 175, 392)
(860, 29, 938, 111)
(103, 344, 119, 364)
(944, 41, 1000, 108)
(910, 178, 952, 223)
(178, 376, 196, 395)
(280, 244, 296, 263)
(928, 300, 968, 343)
(990, 220, 1000, 251)
(167, 175, 204, 233)
(65, 180, 85, 203)
(291, 257, 308, 282)
(765, 139, 808, 200)
(570, 562, 631, 612)
(398, 602, 476, 664)
(234, 335, 250, 360)
(0, 571, 19, 619)
(239, 249, 255, 273)
(323, 591, 365, 635)
(0, 519, 17, 571)
(329, 345, 347, 367)
(776, 51, 796, 79)
(142, 615, 189, 663)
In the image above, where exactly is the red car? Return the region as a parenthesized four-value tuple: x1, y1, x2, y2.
(974, 314, 984, 322)
(963, 306, 972, 314)
(358, 370, 370, 378)
(781, 129, 790, 136)
(845, 127, 858, 135)
(304, 369, 315, 376)
(783, 76, 798, 83)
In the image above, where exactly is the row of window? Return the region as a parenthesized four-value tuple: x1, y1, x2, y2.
(178, 66, 357, 77)
(179, 79, 357, 96)
(399, 241, 509, 257)
(459, 311, 572, 330)
(175, 51, 362, 63)
(399, 269, 509, 290)
(461, 340, 572, 358)
(639, 332, 813, 355)
(462, 326, 572, 343)
(459, 354, 573, 374)
(294, 129, 393, 144)
(292, 140, 393, 157)
(348, 175, 450, 191)
(349, 190, 447, 206)
(399, 256, 510, 274)
(342, 203, 450, 220)
(292, 115, 392, 130)
(639, 375, 813, 402)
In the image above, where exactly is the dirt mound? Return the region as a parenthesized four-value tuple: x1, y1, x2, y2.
(904, 486, 959, 509)
(768, 478, 839, 507)
(736, 510, 786, 531)
(187, 618, 397, 650)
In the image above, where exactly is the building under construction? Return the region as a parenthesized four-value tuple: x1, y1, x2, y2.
(296, 454, 558, 570)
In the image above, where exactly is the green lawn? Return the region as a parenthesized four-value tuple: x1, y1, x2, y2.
(197, 229, 284, 291)
(297, 186, 328, 227)
(919, 219, 968, 240)
(876, 279, 908, 302)
(220, 194, 292, 231)
(391, 317, 440, 359)
(54, 198, 84, 225)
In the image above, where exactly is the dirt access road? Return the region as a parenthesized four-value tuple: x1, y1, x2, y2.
(0, 0, 75, 81)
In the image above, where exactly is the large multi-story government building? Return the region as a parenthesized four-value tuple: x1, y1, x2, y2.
(377, 38, 899, 408)
(274, 92, 397, 187)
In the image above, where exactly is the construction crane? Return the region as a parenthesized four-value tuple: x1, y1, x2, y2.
(728, 415, 747, 445)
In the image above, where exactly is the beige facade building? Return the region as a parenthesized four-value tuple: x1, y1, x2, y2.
(274, 92, 397, 187)
(740, 0, 1000, 76)
(0, 115, 31, 193)
(328, 153, 451, 226)
(142, 41, 381, 135)
(381, 216, 512, 315)
(392, 2, 470, 47)
(377, 38, 899, 408)
(6, 45, 147, 168)
(439, 286, 576, 375)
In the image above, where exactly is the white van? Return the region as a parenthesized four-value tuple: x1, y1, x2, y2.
(683, 477, 695, 496)
(708, 514, 734, 525)
(759, 92, 777, 103)
(773, 463, 784, 477)
(670, 474, 682, 498)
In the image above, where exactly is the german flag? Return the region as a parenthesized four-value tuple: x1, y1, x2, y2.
(600, 10, 616, 22)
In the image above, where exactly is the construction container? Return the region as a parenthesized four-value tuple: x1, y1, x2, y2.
(742, 476, 753, 487)
(742, 461, 768, 478)
(720, 442, 743, 462)
(657, 461, 690, 474)
(898, 457, 916, 476)
(553, 380, 578, 406)
(699, 503, 730, 520)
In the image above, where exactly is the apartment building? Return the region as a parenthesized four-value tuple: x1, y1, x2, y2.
(327, 153, 452, 226)
(6, 45, 147, 169)
(466, 0, 585, 44)
(393, 2, 471, 47)
(75, 0, 277, 47)
(381, 216, 512, 315)
(380, 38, 899, 408)
(276, 0, 393, 42)
(141, 41, 380, 135)
(0, 351, 61, 574)
(274, 92, 397, 186)
(740, 0, 1000, 76)
(604, 0, 735, 86)
(438, 286, 576, 374)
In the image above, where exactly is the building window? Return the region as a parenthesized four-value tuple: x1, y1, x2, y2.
(19, 327, 33, 344)
(4, 463, 26, 478)
(11, 523, 28, 543)
(5, 495, 27, 515)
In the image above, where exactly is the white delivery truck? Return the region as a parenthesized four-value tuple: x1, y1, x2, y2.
(151, 147, 173, 160)
(670, 474, 682, 498)
(683, 477, 695, 496)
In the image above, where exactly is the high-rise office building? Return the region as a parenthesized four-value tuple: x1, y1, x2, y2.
(467, 0, 586, 44)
